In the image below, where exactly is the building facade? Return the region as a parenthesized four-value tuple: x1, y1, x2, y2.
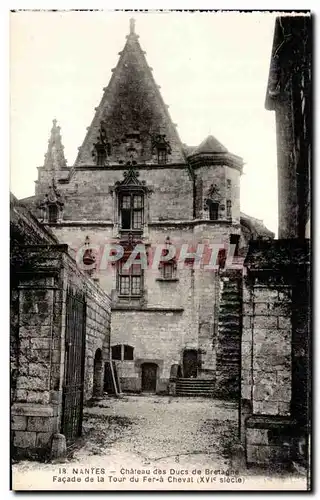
(21, 19, 272, 396)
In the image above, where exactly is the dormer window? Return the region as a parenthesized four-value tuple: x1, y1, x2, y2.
(92, 120, 111, 166)
(38, 179, 64, 224)
(158, 148, 167, 164)
(48, 205, 58, 223)
(151, 134, 171, 164)
(112, 165, 151, 238)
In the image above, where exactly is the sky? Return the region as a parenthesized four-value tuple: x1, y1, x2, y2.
(10, 10, 279, 234)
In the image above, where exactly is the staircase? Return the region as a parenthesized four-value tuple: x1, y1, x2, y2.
(215, 273, 242, 399)
(176, 378, 215, 397)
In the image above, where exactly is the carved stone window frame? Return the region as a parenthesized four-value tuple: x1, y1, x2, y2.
(109, 166, 153, 238)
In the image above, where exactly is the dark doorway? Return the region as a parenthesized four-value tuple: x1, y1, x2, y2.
(93, 348, 103, 397)
(183, 349, 198, 378)
(141, 363, 158, 393)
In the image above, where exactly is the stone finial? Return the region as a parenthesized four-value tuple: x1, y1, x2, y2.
(130, 18, 135, 35)
(43, 119, 67, 170)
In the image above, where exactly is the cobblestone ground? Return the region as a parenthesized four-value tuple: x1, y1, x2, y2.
(12, 395, 307, 491)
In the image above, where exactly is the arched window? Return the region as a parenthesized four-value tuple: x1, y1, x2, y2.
(111, 344, 134, 361)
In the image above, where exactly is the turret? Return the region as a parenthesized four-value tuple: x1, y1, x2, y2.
(187, 135, 243, 223)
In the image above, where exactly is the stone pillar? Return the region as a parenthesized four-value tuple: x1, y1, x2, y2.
(241, 239, 310, 468)
(241, 277, 294, 466)
(11, 273, 64, 459)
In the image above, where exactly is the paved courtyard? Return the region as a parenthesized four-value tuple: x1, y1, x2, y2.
(12, 395, 307, 491)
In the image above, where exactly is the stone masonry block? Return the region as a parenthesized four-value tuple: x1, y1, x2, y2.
(253, 401, 278, 415)
(253, 339, 291, 360)
(20, 313, 53, 327)
(28, 363, 49, 378)
(36, 432, 52, 447)
(253, 287, 278, 301)
(11, 416, 27, 431)
(243, 303, 253, 315)
(242, 286, 252, 302)
(253, 374, 277, 402)
(19, 326, 52, 338)
(242, 328, 251, 342)
(17, 376, 48, 391)
(25, 391, 50, 404)
(278, 402, 290, 416)
(241, 342, 251, 360)
(241, 384, 251, 400)
(247, 444, 271, 465)
(277, 316, 292, 330)
(247, 428, 269, 445)
(254, 303, 271, 315)
(29, 338, 51, 350)
(243, 316, 251, 328)
(15, 390, 28, 402)
(253, 315, 278, 329)
(241, 369, 252, 385)
(20, 349, 51, 364)
(278, 291, 292, 302)
(27, 416, 54, 432)
(14, 431, 36, 449)
(253, 355, 291, 372)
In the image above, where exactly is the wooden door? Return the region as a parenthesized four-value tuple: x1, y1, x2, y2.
(183, 349, 198, 378)
(141, 363, 157, 392)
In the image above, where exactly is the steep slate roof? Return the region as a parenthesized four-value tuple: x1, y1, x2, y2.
(75, 19, 186, 166)
(190, 135, 228, 156)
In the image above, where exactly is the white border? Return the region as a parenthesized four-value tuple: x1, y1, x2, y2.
(2, 2, 318, 498)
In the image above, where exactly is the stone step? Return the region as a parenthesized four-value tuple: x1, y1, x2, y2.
(220, 300, 241, 307)
(216, 369, 239, 375)
(219, 308, 241, 315)
(175, 393, 214, 397)
(176, 381, 215, 386)
(217, 351, 239, 357)
(218, 334, 240, 341)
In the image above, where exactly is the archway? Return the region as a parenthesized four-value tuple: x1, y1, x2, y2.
(141, 363, 158, 393)
(183, 349, 198, 378)
(93, 348, 103, 397)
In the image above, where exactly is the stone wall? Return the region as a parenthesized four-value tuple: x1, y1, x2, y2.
(241, 278, 294, 466)
(37, 166, 194, 222)
(10, 200, 111, 459)
(11, 246, 111, 459)
(242, 282, 292, 416)
(241, 239, 310, 468)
